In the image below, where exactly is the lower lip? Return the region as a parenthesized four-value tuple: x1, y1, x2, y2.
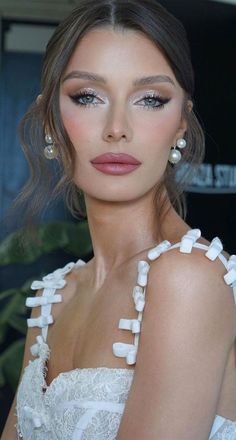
(91, 162, 141, 175)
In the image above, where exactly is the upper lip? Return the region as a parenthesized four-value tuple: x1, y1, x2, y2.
(91, 153, 141, 165)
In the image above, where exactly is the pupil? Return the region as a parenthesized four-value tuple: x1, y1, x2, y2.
(86, 95, 93, 102)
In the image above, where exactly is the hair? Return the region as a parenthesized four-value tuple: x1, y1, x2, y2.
(16, 0, 205, 227)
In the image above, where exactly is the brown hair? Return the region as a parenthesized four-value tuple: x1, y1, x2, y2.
(17, 0, 205, 224)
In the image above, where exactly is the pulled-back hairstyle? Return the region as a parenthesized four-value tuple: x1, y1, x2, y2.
(17, 0, 205, 224)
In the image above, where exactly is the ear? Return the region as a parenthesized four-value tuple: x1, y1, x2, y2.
(36, 94, 42, 104)
(187, 99, 193, 113)
(175, 99, 193, 141)
(36, 95, 51, 134)
(175, 117, 187, 142)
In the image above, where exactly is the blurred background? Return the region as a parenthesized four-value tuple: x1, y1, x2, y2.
(0, 0, 235, 433)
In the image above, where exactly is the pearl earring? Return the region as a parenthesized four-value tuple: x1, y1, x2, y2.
(168, 138, 186, 164)
(44, 133, 58, 160)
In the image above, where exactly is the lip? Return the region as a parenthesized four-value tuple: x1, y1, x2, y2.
(91, 153, 141, 165)
(91, 162, 141, 175)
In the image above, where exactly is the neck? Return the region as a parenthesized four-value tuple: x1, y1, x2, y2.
(83, 189, 181, 287)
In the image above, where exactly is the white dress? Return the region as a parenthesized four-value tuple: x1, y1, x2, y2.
(16, 229, 236, 439)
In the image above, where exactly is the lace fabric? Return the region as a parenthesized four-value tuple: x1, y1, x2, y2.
(16, 231, 236, 439)
(17, 361, 134, 440)
(210, 421, 236, 440)
(16, 359, 236, 440)
(45, 367, 133, 440)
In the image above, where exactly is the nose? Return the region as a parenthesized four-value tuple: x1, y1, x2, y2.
(102, 105, 132, 143)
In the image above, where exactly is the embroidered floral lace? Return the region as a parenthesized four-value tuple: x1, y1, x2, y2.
(16, 230, 236, 439)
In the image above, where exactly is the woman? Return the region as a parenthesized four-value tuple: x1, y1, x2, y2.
(2, 1, 236, 439)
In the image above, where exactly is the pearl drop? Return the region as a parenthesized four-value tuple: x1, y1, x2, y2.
(45, 133, 53, 144)
(177, 138, 186, 149)
(168, 148, 181, 164)
(44, 145, 58, 160)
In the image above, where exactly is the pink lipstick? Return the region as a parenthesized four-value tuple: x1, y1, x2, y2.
(90, 153, 141, 175)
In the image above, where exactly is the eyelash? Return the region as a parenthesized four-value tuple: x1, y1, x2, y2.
(69, 91, 170, 110)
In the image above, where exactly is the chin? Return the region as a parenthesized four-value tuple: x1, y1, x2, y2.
(86, 192, 137, 203)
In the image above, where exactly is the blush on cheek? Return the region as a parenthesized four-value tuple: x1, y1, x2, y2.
(61, 117, 86, 149)
(135, 109, 181, 145)
(155, 114, 183, 147)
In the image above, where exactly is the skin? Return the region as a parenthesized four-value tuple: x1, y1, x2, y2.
(59, 26, 191, 288)
(57, 28, 235, 438)
(2, 27, 236, 440)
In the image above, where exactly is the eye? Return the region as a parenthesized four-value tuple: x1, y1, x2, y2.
(69, 90, 101, 107)
(137, 93, 171, 110)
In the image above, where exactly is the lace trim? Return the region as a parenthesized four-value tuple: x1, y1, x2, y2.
(210, 419, 236, 439)
(16, 363, 236, 440)
(17, 367, 134, 440)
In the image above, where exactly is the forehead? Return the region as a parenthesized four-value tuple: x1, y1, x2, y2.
(64, 27, 175, 79)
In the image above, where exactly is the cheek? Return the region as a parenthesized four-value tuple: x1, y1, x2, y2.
(61, 116, 86, 146)
(60, 99, 96, 147)
(135, 106, 182, 149)
(134, 107, 183, 179)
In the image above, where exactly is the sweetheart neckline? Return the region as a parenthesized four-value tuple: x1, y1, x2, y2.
(34, 340, 135, 393)
(32, 355, 236, 425)
(43, 365, 135, 394)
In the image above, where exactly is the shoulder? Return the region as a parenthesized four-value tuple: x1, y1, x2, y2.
(145, 229, 236, 344)
(30, 259, 86, 293)
(117, 230, 236, 439)
(21, 258, 86, 361)
(28, 258, 86, 321)
(147, 229, 234, 298)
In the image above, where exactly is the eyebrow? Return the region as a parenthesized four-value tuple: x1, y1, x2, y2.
(62, 70, 176, 87)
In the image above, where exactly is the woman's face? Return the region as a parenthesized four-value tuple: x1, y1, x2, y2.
(60, 27, 187, 202)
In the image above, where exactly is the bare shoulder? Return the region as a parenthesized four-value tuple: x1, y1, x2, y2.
(117, 236, 236, 439)
(31, 260, 86, 321)
(1, 261, 84, 440)
(146, 237, 236, 342)
(18, 260, 85, 373)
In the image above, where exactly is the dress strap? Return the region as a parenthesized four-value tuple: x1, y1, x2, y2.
(25, 259, 86, 357)
(113, 229, 236, 366)
(148, 230, 236, 302)
(113, 260, 150, 365)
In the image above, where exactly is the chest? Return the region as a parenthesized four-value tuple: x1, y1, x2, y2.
(46, 263, 140, 383)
